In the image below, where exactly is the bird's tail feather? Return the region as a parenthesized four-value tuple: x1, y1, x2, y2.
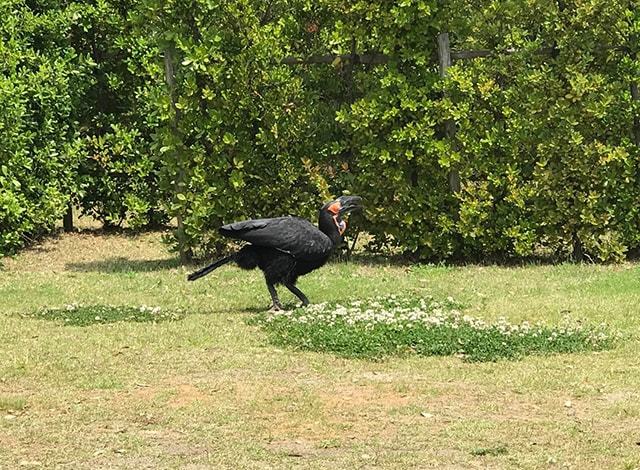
(187, 255, 234, 281)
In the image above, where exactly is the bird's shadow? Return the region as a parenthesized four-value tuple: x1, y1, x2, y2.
(242, 303, 303, 314)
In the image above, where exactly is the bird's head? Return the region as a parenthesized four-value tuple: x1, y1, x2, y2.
(318, 195, 363, 240)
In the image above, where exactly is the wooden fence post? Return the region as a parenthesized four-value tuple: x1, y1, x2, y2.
(63, 202, 73, 232)
(631, 79, 640, 146)
(163, 46, 192, 264)
(437, 32, 461, 194)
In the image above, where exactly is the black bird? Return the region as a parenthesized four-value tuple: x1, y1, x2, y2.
(187, 195, 362, 310)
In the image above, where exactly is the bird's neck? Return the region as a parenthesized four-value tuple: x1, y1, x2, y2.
(318, 213, 342, 247)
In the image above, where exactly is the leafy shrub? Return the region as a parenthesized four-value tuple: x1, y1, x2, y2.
(78, 125, 163, 228)
(129, 1, 341, 258)
(0, 1, 89, 254)
(68, 0, 164, 228)
(334, 0, 640, 262)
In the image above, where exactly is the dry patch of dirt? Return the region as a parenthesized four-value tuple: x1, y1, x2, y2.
(123, 381, 211, 409)
(168, 384, 209, 409)
(318, 383, 412, 419)
(248, 379, 427, 448)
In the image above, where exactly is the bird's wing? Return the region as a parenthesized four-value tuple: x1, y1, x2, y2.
(219, 217, 334, 261)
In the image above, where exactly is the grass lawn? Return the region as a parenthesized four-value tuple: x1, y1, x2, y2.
(1, 229, 639, 469)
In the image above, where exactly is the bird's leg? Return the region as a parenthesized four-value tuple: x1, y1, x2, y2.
(285, 283, 309, 307)
(266, 282, 284, 311)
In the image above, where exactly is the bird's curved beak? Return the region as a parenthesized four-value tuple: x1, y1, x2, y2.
(337, 195, 363, 214)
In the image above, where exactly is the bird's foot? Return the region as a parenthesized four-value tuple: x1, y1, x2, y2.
(268, 303, 284, 313)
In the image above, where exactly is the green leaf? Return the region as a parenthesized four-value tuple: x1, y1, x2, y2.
(223, 132, 236, 145)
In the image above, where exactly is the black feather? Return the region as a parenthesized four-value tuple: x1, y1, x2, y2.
(187, 255, 233, 281)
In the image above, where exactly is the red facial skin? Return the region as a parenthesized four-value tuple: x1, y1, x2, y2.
(327, 202, 346, 235)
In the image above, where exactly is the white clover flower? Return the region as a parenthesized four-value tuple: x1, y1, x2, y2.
(335, 306, 348, 316)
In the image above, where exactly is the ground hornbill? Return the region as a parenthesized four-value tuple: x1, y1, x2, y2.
(187, 195, 362, 310)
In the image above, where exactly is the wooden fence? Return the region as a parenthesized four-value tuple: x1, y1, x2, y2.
(281, 32, 639, 194)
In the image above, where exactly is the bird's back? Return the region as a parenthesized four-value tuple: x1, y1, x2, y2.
(219, 216, 334, 261)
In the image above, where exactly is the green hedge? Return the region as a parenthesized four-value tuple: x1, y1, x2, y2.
(130, 0, 339, 257)
(0, 1, 86, 254)
(2, 0, 639, 262)
(68, 0, 164, 228)
(333, 0, 640, 261)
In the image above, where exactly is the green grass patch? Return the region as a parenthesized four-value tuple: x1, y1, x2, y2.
(0, 396, 27, 412)
(21, 303, 183, 326)
(250, 295, 618, 361)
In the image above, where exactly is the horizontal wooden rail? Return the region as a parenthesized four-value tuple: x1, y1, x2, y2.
(281, 53, 389, 65)
(282, 45, 629, 66)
